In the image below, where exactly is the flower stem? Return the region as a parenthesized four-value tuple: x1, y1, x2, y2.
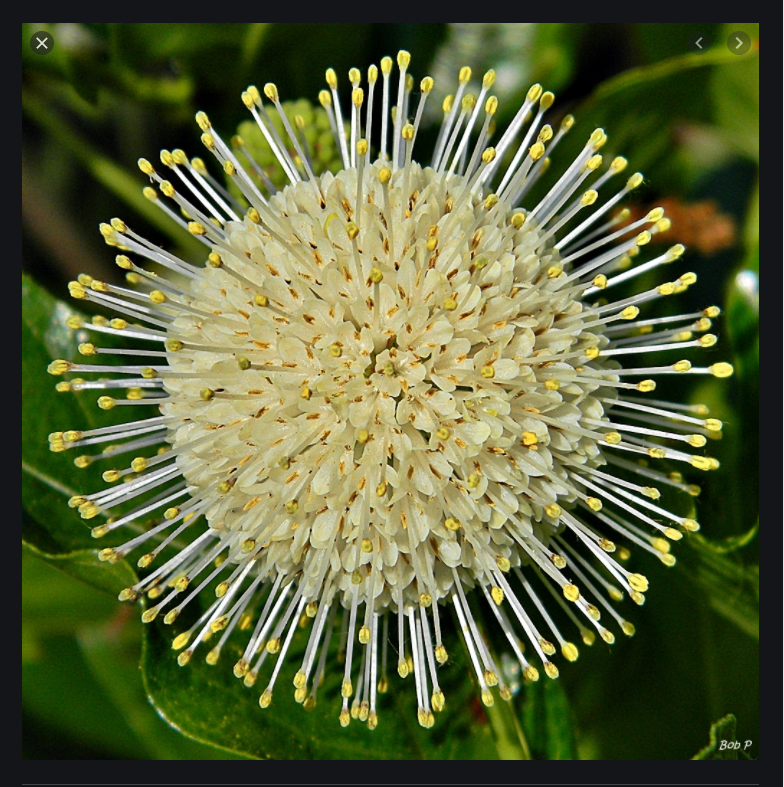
(485, 697, 531, 760)
(22, 90, 204, 259)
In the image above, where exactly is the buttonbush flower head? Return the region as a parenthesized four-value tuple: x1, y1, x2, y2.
(48, 52, 733, 730)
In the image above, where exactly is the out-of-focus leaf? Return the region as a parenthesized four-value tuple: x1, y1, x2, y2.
(529, 23, 584, 90)
(22, 627, 41, 663)
(725, 244, 759, 378)
(634, 23, 723, 64)
(108, 23, 252, 64)
(23, 540, 136, 598)
(142, 619, 498, 760)
(484, 696, 530, 760)
(684, 528, 758, 640)
(23, 634, 148, 759)
(22, 94, 203, 254)
(692, 714, 753, 759)
(23, 546, 123, 667)
(23, 546, 236, 758)
(79, 619, 246, 759)
(107, 23, 266, 99)
(23, 24, 195, 108)
(23, 23, 101, 104)
(23, 547, 121, 624)
(520, 678, 577, 760)
(556, 47, 753, 186)
(711, 24, 758, 161)
(690, 521, 758, 556)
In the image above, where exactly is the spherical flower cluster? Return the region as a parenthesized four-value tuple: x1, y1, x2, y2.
(48, 52, 732, 730)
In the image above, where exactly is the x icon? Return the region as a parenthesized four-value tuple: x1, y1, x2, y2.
(29, 31, 54, 54)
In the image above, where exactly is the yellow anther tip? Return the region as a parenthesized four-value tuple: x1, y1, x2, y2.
(679, 271, 697, 286)
(562, 642, 579, 662)
(581, 189, 598, 206)
(710, 362, 734, 378)
(611, 156, 628, 172)
(586, 497, 602, 512)
(563, 583, 580, 602)
(628, 573, 649, 593)
(589, 128, 606, 147)
(480, 689, 494, 707)
(544, 661, 559, 679)
(620, 305, 640, 320)
(259, 689, 273, 709)
(627, 172, 644, 189)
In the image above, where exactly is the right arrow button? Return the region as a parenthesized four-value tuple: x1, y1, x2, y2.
(727, 31, 752, 55)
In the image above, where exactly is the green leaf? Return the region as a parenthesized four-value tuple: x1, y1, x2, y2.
(23, 547, 239, 758)
(23, 540, 136, 598)
(483, 694, 531, 760)
(520, 677, 577, 760)
(633, 23, 723, 65)
(106, 23, 267, 101)
(22, 275, 139, 592)
(24, 634, 149, 759)
(692, 714, 753, 759)
(22, 92, 203, 255)
(23, 274, 111, 555)
(553, 46, 756, 188)
(23, 547, 121, 625)
(529, 24, 584, 91)
(23, 546, 124, 668)
(142, 619, 499, 760)
(711, 25, 759, 161)
(78, 619, 246, 759)
(690, 521, 758, 556)
(684, 528, 758, 640)
(22, 275, 118, 549)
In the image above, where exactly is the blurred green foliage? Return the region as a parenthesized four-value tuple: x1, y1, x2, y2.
(23, 22, 758, 760)
(692, 714, 754, 760)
